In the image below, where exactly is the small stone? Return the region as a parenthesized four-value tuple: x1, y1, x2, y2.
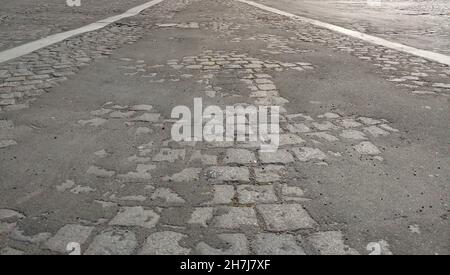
(340, 130, 367, 140)
(153, 148, 186, 162)
(307, 231, 359, 255)
(255, 165, 284, 183)
(379, 124, 399, 132)
(354, 141, 381, 155)
(119, 164, 155, 180)
(291, 147, 327, 162)
(340, 118, 362, 128)
(190, 150, 217, 165)
(358, 117, 382, 125)
(253, 233, 306, 255)
(281, 185, 306, 201)
(276, 132, 306, 145)
(151, 188, 185, 204)
(55, 180, 75, 192)
(432, 83, 450, 89)
(237, 185, 278, 204)
(364, 126, 390, 137)
(259, 149, 294, 164)
(206, 166, 250, 182)
(94, 149, 108, 158)
(224, 149, 256, 164)
(188, 207, 214, 227)
(85, 229, 137, 255)
(257, 204, 316, 231)
(286, 123, 311, 133)
(163, 168, 201, 182)
(196, 234, 249, 255)
(45, 224, 94, 254)
(110, 207, 159, 229)
(307, 132, 339, 142)
(312, 121, 339, 131)
(87, 166, 115, 178)
(318, 113, 340, 119)
(139, 231, 191, 255)
(206, 185, 235, 205)
(213, 207, 258, 229)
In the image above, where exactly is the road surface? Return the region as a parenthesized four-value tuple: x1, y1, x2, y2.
(0, 0, 448, 255)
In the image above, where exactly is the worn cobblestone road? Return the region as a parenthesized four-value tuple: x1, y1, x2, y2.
(0, 0, 449, 255)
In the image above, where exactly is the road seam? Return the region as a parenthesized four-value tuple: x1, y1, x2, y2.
(237, 0, 450, 66)
(0, 0, 166, 64)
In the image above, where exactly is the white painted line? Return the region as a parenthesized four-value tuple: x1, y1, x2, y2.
(237, 0, 450, 66)
(0, 0, 166, 64)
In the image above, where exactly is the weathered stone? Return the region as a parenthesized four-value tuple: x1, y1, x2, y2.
(45, 224, 94, 254)
(196, 234, 249, 255)
(163, 168, 201, 182)
(354, 141, 381, 155)
(139, 231, 191, 255)
(151, 188, 185, 204)
(237, 185, 278, 204)
(224, 148, 256, 164)
(340, 130, 367, 140)
(206, 166, 250, 182)
(153, 148, 186, 162)
(213, 207, 258, 229)
(291, 147, 327, 162)
(253, 233, 306, 255)
(257, 204, 316, 231)
(255, 165, 284, 183)
(188, 207, 214, 227)
(110, 207, 159, 229)
(87, 166, 115, 178)
(259, 149, 294, 164)
(85, 229, 137, 255)
(206, 185, 235, 205)
(307, 231, 359, 255)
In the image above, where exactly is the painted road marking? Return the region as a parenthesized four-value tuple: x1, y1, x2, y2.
(0, 0, 166, 64)
(237, 0, 450, 66)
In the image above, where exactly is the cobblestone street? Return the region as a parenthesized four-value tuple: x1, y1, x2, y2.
(0, 0, 449, 255)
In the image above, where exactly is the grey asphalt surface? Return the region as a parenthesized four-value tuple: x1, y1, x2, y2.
(0, 0, 449, 255)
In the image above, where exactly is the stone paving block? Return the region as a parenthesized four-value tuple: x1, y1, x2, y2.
(85, 229, 137, 255)
(153, 148, 186, 162)
(206, 166, 250, 182)
(151, 188, 186, 204)
(206, 185, 235, 205)
(188, 207, 214, 227)
(253, 233, 306, 255)
(45, 224, 94, 254)
(257, 204, 316, 231)
(259, 149, 294, 164)
(109, 207, 159, 229)
(224, 148, 256, 164)
(237, 185, 278, 204)
(354, 141, 381, 155)
(291, 147, 327, 162)
(196, 234, 249, 255)
(139, 231, 191, 255)
(213, 207, 258, 229)
(254, 165, 285, 183)
(307, 231, 359, 255)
